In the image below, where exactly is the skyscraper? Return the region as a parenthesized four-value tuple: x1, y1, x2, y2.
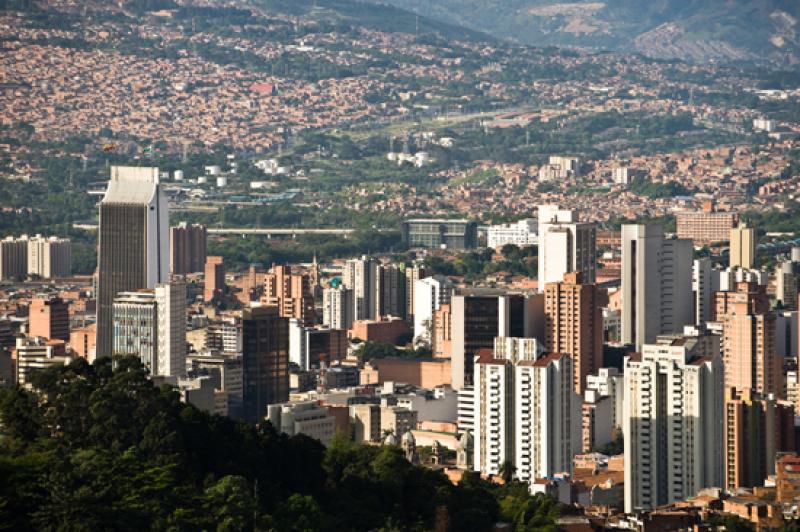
(97, 166, 168, 358)
(242, 305, 289, 423)
(730, 224, 757, 269)
(322, 287, 354, 330)
(0, 236, 28, 280)
(204, 256, 225, 302)
(621, 224, 693, 350)
(544, 271, 603, 394)
(413, 276, 451, 344)
(263, 265, 315, 326)
(170, 222, 207, 275)
(27, 235, 71, 279)
(623, 331, 724, 513)
(537, 205, 596, 287)
(376, 262, 406, 318)
(343, 256, 377, 321)
(404, 263, 428, 324)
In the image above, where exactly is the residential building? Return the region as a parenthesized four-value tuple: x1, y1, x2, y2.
(693, 258, 719, 326)
(288, 320, 347, 370)
(28, 296, 69, 341)
(27, 235, 71, 278)
(730, 224, 757, 269)
(413, 276, 451, 344)
(322, 287, 354, 330)
(544, 272, 604, 394)
(343, 256, 377, 321)
(676, 209, 738, 244)
(263, 265, 315, 326)
(266, 401, 337, 446)
(623, 332, 725, 513)
(621, 224, 693, 350)
(13, 336, 71, 385)
(351, 404, 382, 443)
(0, 235, 28, 280)
(242, 305, 289, 423)
(376, 262, 405, 318)
(204, 256, 225, 302)
(69, 323, 96, 360)
(404, 263, 428, 324)
(97, 166, 169, 358)
(537, 205, 596, 287)
(487, 218, 538, 249)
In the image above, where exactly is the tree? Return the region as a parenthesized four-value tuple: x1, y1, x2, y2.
(499, 460, 516, 483)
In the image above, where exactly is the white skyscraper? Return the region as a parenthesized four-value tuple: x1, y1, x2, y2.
(692, 258, 718, 326)
(621, 224, 693, 349)
(473, 344, 579, 485)
(322, 286, 354, 330)
(413, 276, 451, 343)
(97, 166, 169, 358)
(155, 281, 186, 378)
(343, 256, 378, 320)
(537, 205, 596, 288)
(623, 331, 724, 513)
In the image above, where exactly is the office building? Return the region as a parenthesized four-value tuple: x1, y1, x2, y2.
(487, 219, 538, 249)
(187, 352, 243, 418)
(204, 256, 225, 302)
(623, 332, 724, 513)
(775, 261, 797, 310)
(263, 265, 315, 326)
(69, 324, 96, 360)
(27, 235, 71, 278)
(0, 235, 28, 280)
(170, 222, 207, 275)
(413, 276, 451, 345)
(451, 290, 542, 390)
(432, 303, 452, 358)
(730, 224, 757, 269)
(621, 224, 693, 350)
(288, 320, 347, 370)
(28, 296, 69, 342)
(242, 305, 289, 423)
(205, 316, 242, 356)
(343, 256, 377, 321)
(112, 282, 186, 377)
(350, 404, 382, 443)
(322, 287, 354, 330)
(544, 272, 603, 394)
(693, 258, 719, 326)
(676, 209, 738, 244)
(537, 205, 596, 287)
(97, 166, 169, 358)
(13, 336, 71, 385)
(404, 263, 428, 324)
(725, 388, 794, 490)
(401, 219, 478, 250)
(266, 401, 337, 446)
(721, 282, 780, 396)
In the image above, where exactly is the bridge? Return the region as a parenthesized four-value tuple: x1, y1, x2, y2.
(207, 227, 358, 237)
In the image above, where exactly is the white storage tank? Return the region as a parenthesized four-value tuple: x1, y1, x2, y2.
(216, 176, 228, 188)
(174, 169, 184, 181)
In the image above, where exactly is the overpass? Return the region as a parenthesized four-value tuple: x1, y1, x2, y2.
(207, 227, 358, 237)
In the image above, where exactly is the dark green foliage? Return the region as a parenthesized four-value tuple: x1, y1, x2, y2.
(629, 180, 694, 199)
(0, 357, 561, 531)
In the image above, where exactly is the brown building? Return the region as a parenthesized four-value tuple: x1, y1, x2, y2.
(170, 222, 207, 275)
(242, 305, 289, 423)
(237, 264, 266, 304)
(360, 358, 452, 388)
(204, 256, 225, 302)
(776, 453, 800, 504)
(544, 272, 603, 394)
(349, 317, 411, 345)
(69, 323, 96, 360)
(28, 296, 70, 342)
(725, 388, 795, 490)
(595, 231, 621, 249)
(432, 303, 452, 358)
(720, 283, 781, 396)
(262, 265, 315, 326)
(676, 209, 738, 244)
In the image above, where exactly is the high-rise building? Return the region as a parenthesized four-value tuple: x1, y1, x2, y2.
(544, 272, 603, 394)
(404, 263, 428, 324)
(322, 287, 354, 330)
(343, 256, 377, 321)
(775, 261, 798, 310)
(288, 319, 347, 370)
(111, 282, 186, 377)
(676, 209, 738, 244)
(204, 256, 225, 302)
(621, 224, 693, 350)
(432, 303, 452, 358)
(537, 205, 596, 287)
(97, 166, 168, 358)
(242, 305, 289, 423)
(170, 222, 207, 275)
(473, 347, 579, 484)
(720, 282, 781, 396)
(692, 258, 719, 326)
(27, 235, 71, 279)
(451, 290, 542, 390)
(28, 296, 70, 342)
(376, 263, 406, 318)
(401, 219, 478, 250)
(263, 265, 315, 326)
(725, 388, 794, 490)
(730, 224, 757, 269)
(413, 276, 451, 344)
(0, 235, 28, 280)
(623, 331, 724, 513)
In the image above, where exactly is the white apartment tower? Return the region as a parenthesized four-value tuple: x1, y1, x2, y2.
(623, 332, 724, 513)
(343, 256, 377, 320)
(322, 287, 354, 330)
(537, 205, 596, 288)
(413, 276, 451, 343)
(621, 224, 693, 350)
(27, 235, 71, 279)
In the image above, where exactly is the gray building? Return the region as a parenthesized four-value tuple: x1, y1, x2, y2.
(401, 219, 478, 250)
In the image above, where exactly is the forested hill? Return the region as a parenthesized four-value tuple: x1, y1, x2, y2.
(0, 357, 562, 530)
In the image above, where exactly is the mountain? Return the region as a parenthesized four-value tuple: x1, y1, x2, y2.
(365, 0, 800, 66)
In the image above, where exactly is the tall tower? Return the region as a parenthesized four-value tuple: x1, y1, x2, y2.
(544, 272, 603, 394)
(730, 224, 756, 269)
(343, 256, 377, 321)
(537, 205, 596, 288)
(96, 166, 168, 358)
(621, 224, 693, 350)
(242, 306, 289, 423)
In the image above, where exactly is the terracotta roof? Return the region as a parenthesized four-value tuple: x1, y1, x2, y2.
(533, 352, 567, 367)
